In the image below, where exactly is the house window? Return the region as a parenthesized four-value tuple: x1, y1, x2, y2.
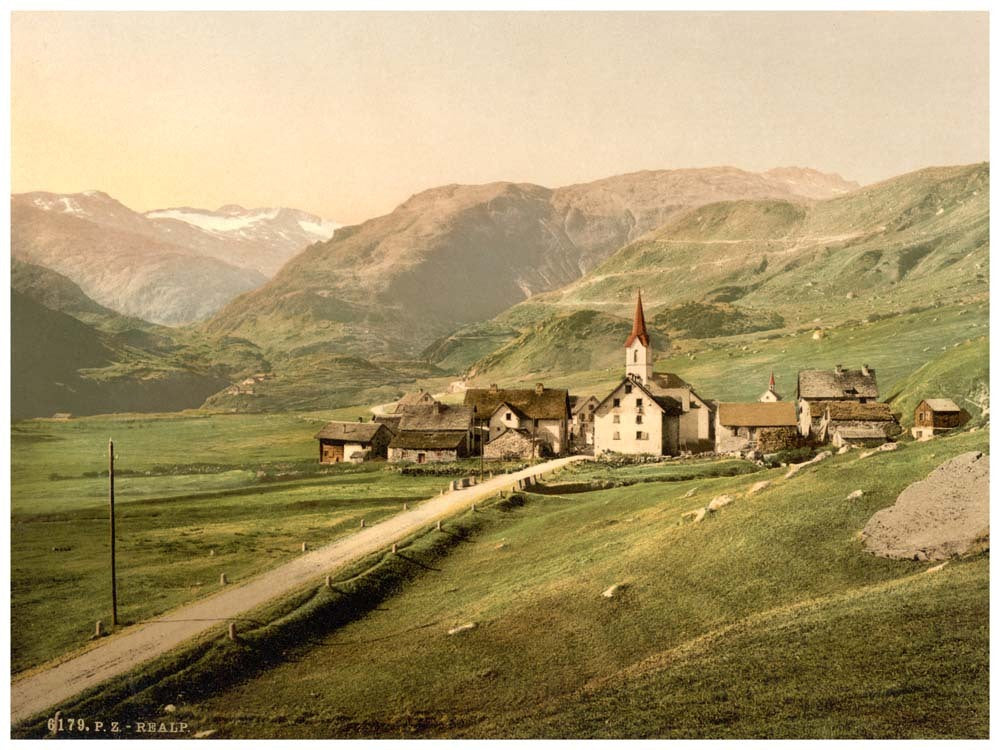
(613, 431, 620, 440)
(636, 414, 643, 424)
(534, 419, 539, 428)
(625, 384, 633, 394)
(636, 431, 647, 440)
(613, 398, 620, 408)
(633, 350, 638, 363)
(613, 415, 620, 424)
(505, 412, 511, 421)
(636, 398, 643, 407)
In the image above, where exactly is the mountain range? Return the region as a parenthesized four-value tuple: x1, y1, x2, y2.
(436, 162, 988, 379)
(11, 191, 338, 325)
(205, 166, 858, 357)
(10, 163, 989, 419)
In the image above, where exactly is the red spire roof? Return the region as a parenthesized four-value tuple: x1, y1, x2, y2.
(769, 371, 776, 390)
(625, 291, 650, 348)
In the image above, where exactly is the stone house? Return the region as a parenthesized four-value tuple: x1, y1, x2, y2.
(387, 402, 473, 463)
(912, 398, 970, 439)
(797, 364, 879, 437)
(315, 420, 392, 463)
(810, 401, 902, 447)
(593, 292, 712, 456)
(387, 431, 469, 463)
(464, 383, 570, 456)
(569, 395, 600, 448)
(714, 402, 799, 454)
(389, 389, 438, 414)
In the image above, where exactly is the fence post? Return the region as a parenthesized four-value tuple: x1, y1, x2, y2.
(228, 622, 237, 641)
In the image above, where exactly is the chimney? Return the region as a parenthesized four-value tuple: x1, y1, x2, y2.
(834, 364, 843, 375)
(489, 383, 499, 394)
(861, 364, 871, 377)
(535, 383, 544, 395)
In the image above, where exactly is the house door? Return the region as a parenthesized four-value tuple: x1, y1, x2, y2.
(417, 452, 426, 464)
(323, 444, 344, 463)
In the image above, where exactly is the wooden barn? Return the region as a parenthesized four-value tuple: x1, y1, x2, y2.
(315, 421, 392, 463)
(912, 398, 970, 439)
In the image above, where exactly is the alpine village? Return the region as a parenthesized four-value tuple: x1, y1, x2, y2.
(315, 292, 969, 466)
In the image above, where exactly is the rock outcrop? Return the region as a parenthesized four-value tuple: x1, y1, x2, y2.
(861, 452, 989, 561)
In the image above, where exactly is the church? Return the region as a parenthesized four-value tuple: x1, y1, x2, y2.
(593, 293, 714, 457)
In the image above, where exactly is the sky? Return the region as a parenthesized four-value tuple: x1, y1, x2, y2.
(11, 11, 989, 225)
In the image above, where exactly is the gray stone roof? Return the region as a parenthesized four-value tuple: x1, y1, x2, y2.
(388, 430, 467, 450)
(464, 387, 569, 421)
(810, 401, 896, 421)
(314, 421, 386, 442)
(397, 403, 472, 432)
(798, 367, 878, 400)
(922, 398, 961, 413)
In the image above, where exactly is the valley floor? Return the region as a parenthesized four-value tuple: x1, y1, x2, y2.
(15, 427, 987, 739)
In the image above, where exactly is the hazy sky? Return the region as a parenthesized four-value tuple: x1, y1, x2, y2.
(11, 11, 988, 224)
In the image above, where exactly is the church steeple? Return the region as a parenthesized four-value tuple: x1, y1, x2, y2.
(625, 290, 650, 348)
(625, 291, 653, 383)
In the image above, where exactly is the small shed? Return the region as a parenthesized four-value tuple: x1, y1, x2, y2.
(315, 421, 392, 464)
(816, 401, 901, 446)
(715, 402, 799, 454)
(387, 430, 468, 463)
(912, 398, 970, 439)
(484, 428, 542, 460)
(831, 425, 895, 448)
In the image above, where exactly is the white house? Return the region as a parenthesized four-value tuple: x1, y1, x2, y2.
(594, 292, 710, 456)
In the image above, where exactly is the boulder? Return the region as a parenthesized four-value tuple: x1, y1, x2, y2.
(682, 508, 707, 523)
(746, 480, 771, 496)
(785, 451, 832, 478)
(447, 622, 477, 635)
(602, 584, 625, 599)
(708, 495, 735, 511)
(860, 442, 900, 459)
(837, 445, 851, 455)
(861, 451, 989, 561)
(846, 490, 864, 500)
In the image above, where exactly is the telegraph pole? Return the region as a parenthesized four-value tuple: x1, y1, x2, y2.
(109, 438, 118, 627)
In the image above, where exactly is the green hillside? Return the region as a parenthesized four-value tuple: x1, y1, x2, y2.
(10, 263, 270, 419)
(74, 427, 986, 739)
(885, 337, 989, 424)
(437, 163, 988, 382)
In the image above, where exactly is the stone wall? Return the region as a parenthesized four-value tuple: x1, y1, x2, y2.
(387, 447, 459, 463)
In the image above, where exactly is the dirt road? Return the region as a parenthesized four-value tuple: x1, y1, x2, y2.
(11, 455, 585, 725)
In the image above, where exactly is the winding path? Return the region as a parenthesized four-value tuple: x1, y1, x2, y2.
(11, 455, 585, 725)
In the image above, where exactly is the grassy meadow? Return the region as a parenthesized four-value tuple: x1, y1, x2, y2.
(10, 409, 502, 674)
(121, 426, 987, 739)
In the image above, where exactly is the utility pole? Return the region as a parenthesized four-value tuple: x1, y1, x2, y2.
(109, 438, 118, 628)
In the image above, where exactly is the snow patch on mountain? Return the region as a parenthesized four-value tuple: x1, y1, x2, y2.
(146, 208, 281, 234)
(298, 218, 341, 239)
